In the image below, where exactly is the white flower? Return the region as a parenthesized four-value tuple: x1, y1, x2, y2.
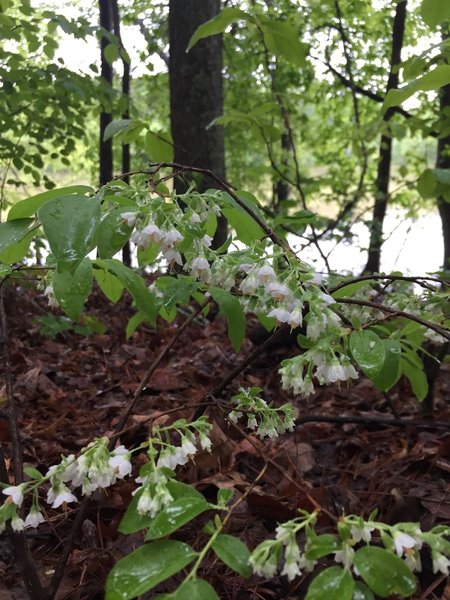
(405, 548, 421, 572)
(250, 553, 278, 579)
(2, 484, 25, 507)
(162, 229, 183, 246)
(320, 293, 336, 305)
(44, 285, 59, 308)
(11, 514, 25, 532)
(306, 314, 327, 340)
(334, 545, 355, 569)
(267, 307, 291, 323)
(141, 224, 163, 247)
(265, 282, 291, 302)
(46, 484, 77, 508)
(257, 264, 276, 284)
(157, 446, 187, 470)
(109, 446, 132, 480)
(343, 361, 359, 380)
(190, 257, 211, 283)
(288, 304, 303, 328)
(315, 360, 346, 384)
(281, 542, 302, 581)
(239, 275, 259, 295)
(432, 552, 450, 575)
(351, 524, 374, 543)
(25, 508, 45, 529)
(189, 213, 201, 224)
(162, 248, 183, 266)
(181, 436, 198, 458)
(393, 531, 418, 557)
(199, 433, 212, 452)
(121, 212, 138, 227)
(202, 235, 213, 247)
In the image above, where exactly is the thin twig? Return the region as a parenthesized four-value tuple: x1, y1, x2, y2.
(295, 414, 450, 429)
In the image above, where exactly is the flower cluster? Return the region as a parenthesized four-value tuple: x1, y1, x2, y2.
(130, 222, 184, 266)
(229, 387, 296, 439)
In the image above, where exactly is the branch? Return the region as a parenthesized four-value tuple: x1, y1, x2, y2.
(336, 297, 450, 341)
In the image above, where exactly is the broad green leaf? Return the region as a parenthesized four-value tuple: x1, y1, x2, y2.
(8, 186, 93, 220)
(209, 287, 245, 351)
(187, 7, 247, 52)
(420, 0, 450, 27)
(352, 582, 375, 600)
(103, 119, 133, 141)
(23, 466, 42, 480)
(211, 534, 252, 578)
(417, 169, 437, 199)
(145, 130, 174, 162)
(371, 339, 402, 392)
(145, 496, 211, 540)
(0, 229, 35, 264)
(126, 311, 148, 339)
(384, 65, 450, 110)
(353, 546, 416, 598)
(306, 566, 355, 600)
(173, 579, 219, 600)
(305, 534, 341, 560)
(350, 330, 385, 379)
(401, 357, 429, 401)
(221, 204, 264, 244)
(97, 210, 132, 259)
(0, 218, 35, 255)
(260, 20, 309, 67)
(104, 42, 119, 64)
(38, 195, 101, 270)
(119, 481, 205, 534)
(137, 241, 161, 267)
(93, 268, 124, 303)
(53, 258, 93, 320)
(96, 259, 157, 326)
(332, 280, 371, 299)
(104, 540, 197, 600)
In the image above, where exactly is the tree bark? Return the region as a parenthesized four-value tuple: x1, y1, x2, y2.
(364, 0, 408, 273)
(436, 33, 450, 270)
(169, 0, 227, 248)
(99, 0, 113, 187)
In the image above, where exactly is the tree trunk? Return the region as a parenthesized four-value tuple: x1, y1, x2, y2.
(169, 0, 227, 248)
(364, 0, 407, 274)
(437, 33, 450, 270)
(111, 0, 132, 265)
(99, 0, 113, 187)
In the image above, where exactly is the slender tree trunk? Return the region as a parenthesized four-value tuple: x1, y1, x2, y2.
(99, 0, 113, 187)
(169, 0, 227, 248)
(437, 33, 450, 270)
(275, 131, 291, 210)
(111, 0, 132, 265)
(364, 0, 408, 273)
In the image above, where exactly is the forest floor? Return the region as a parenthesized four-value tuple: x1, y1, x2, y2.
(0, 280, 449, 600)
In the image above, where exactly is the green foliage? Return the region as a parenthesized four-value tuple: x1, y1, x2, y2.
(353, 547, 416, 597)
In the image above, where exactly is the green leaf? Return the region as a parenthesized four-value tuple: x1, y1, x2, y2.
(0, 230, 35, 265)
(353, 546, 416, 598)
(96, 259, 157, 326)
(97, 210, 132, 259)
(187, 7, 247, 52)
(137, 241, 161, 267)
(211, 534, 252, 578)
(217, 488, 234, 504)
(371, 339, 402, 392)
(306, 566, 355, 600)
(384, 65, 450, 110)
(420, 0, 450, 27)
(145, 496, 211, 540)
(103, 119, 134, 141)
(221, 195, 264, 244)
(0, 219, 34, 255)
(8, 186, 93, 220)
(260, 20, 309, 67)
(305, 534, 341, 560)
(23, 466, 43, 480)
(352, 581, 375, 600)
(53, 258, 93, 320)
(417, 169, 437, 199)
(104, 540, 197, 600)
(350, 330, 385, 379)
(104, 42, 119, 64)
(332, 280, 371, 299)
(209, 287, 245, 351)
(173, 579, 219, 600)
(93, 268, 124, 303)
(126, 311, 148, 339)
(401, 357, 429, 401)
(119, 481, 205, 534)
(145, 130, 174, 162)
(38, 195, 101, 270)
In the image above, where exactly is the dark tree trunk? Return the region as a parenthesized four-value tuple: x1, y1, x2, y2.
(111, 0, 132, 265)
(169, 0, 227, 248)
(437, 33, 450, 271)
(99, 0, 113, 187)
(364, 0, 407, 274)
